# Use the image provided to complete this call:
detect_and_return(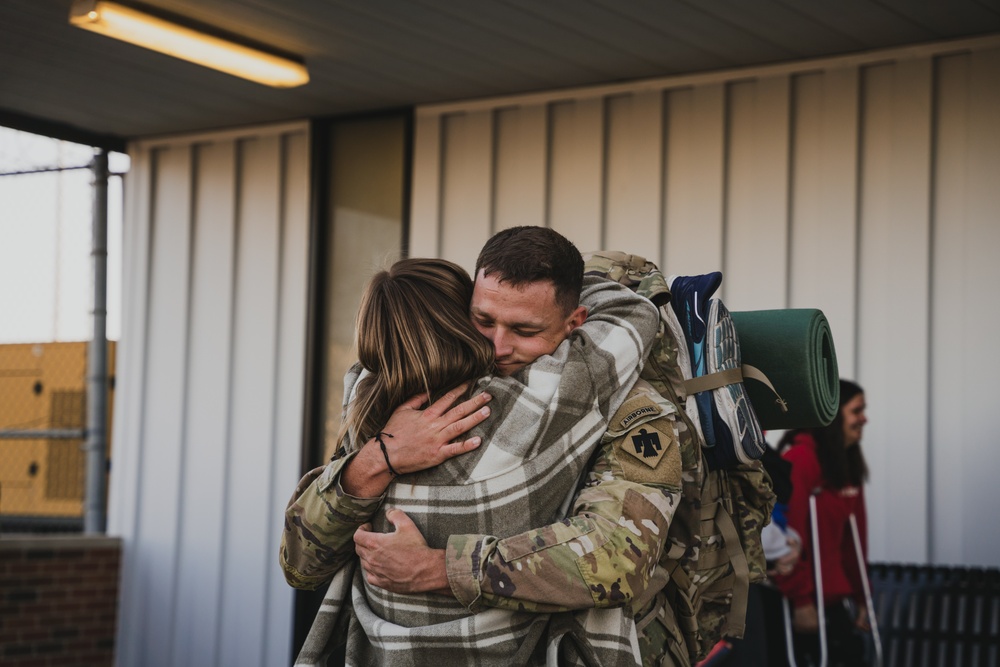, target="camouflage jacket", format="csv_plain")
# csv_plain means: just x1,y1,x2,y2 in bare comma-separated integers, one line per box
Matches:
446,379,683,615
